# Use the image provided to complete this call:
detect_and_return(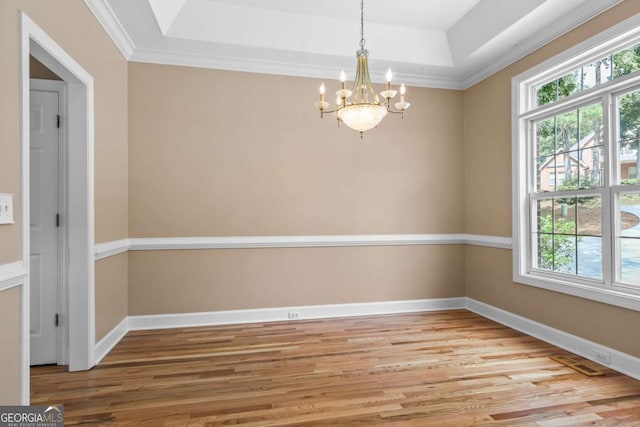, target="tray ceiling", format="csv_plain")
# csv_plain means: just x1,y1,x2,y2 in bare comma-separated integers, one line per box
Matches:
85,0,623,89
